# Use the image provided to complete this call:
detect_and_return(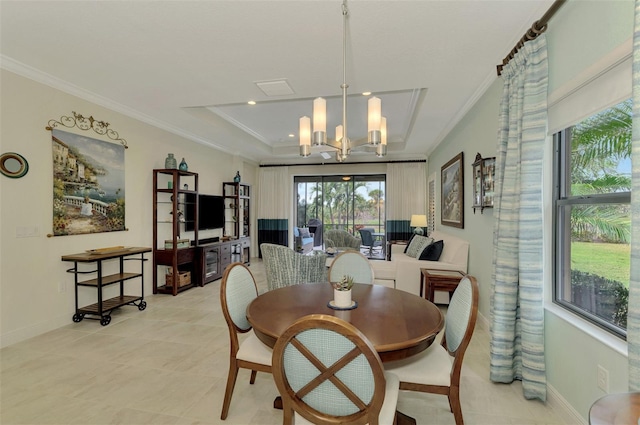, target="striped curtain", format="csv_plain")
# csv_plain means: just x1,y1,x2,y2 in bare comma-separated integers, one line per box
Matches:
628,0,640,391
490,35,548,401
386,162,426,220
256,167,290,257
